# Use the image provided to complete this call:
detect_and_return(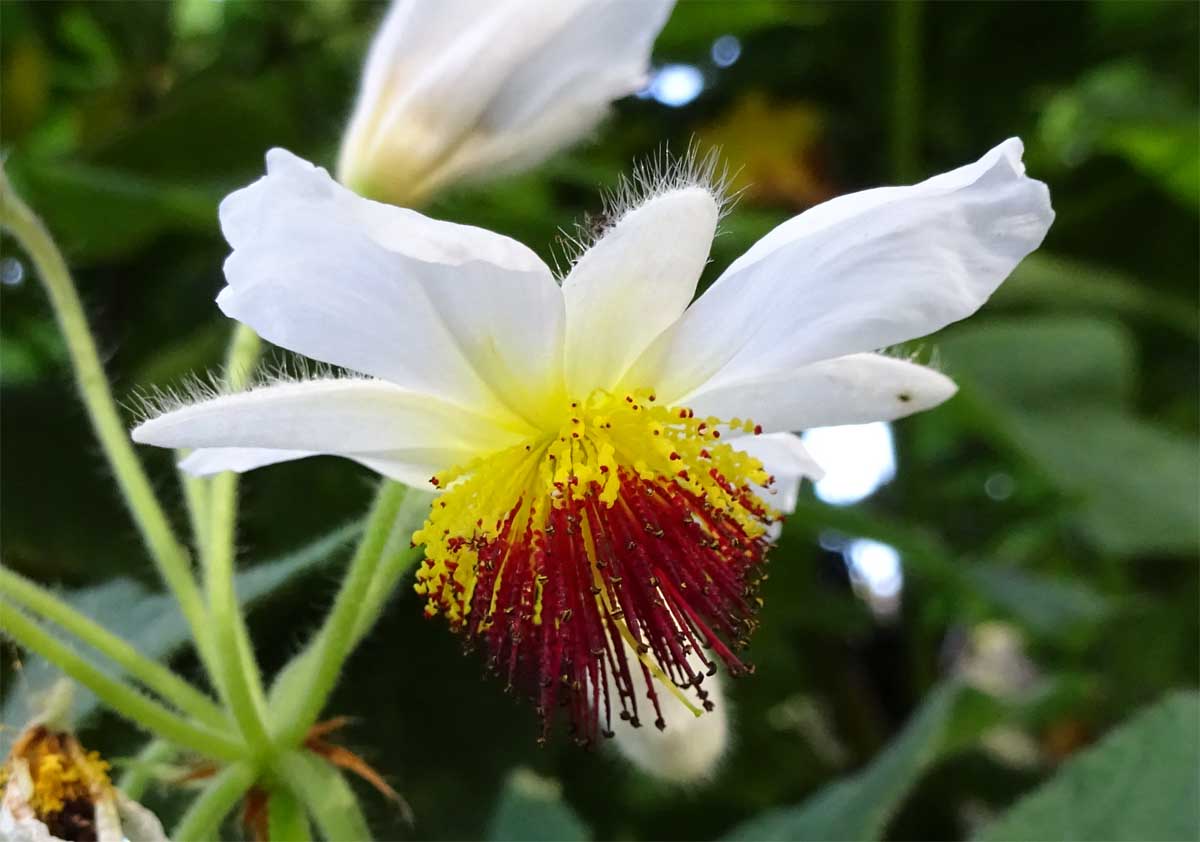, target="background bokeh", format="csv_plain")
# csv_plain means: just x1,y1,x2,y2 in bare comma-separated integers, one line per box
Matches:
2,1,1197,840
